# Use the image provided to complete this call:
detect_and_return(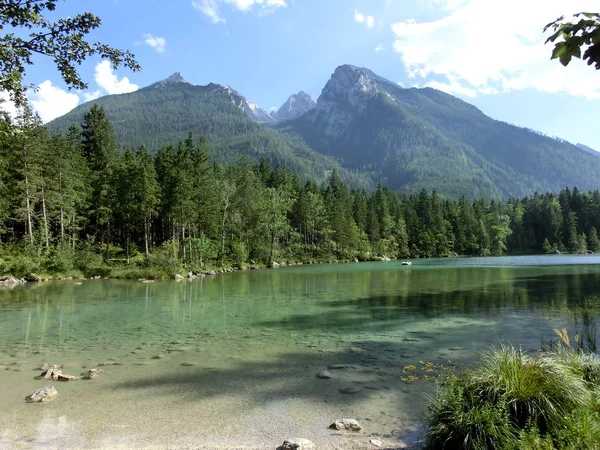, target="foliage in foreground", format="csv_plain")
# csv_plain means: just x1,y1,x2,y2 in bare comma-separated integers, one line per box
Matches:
426,346,600,450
